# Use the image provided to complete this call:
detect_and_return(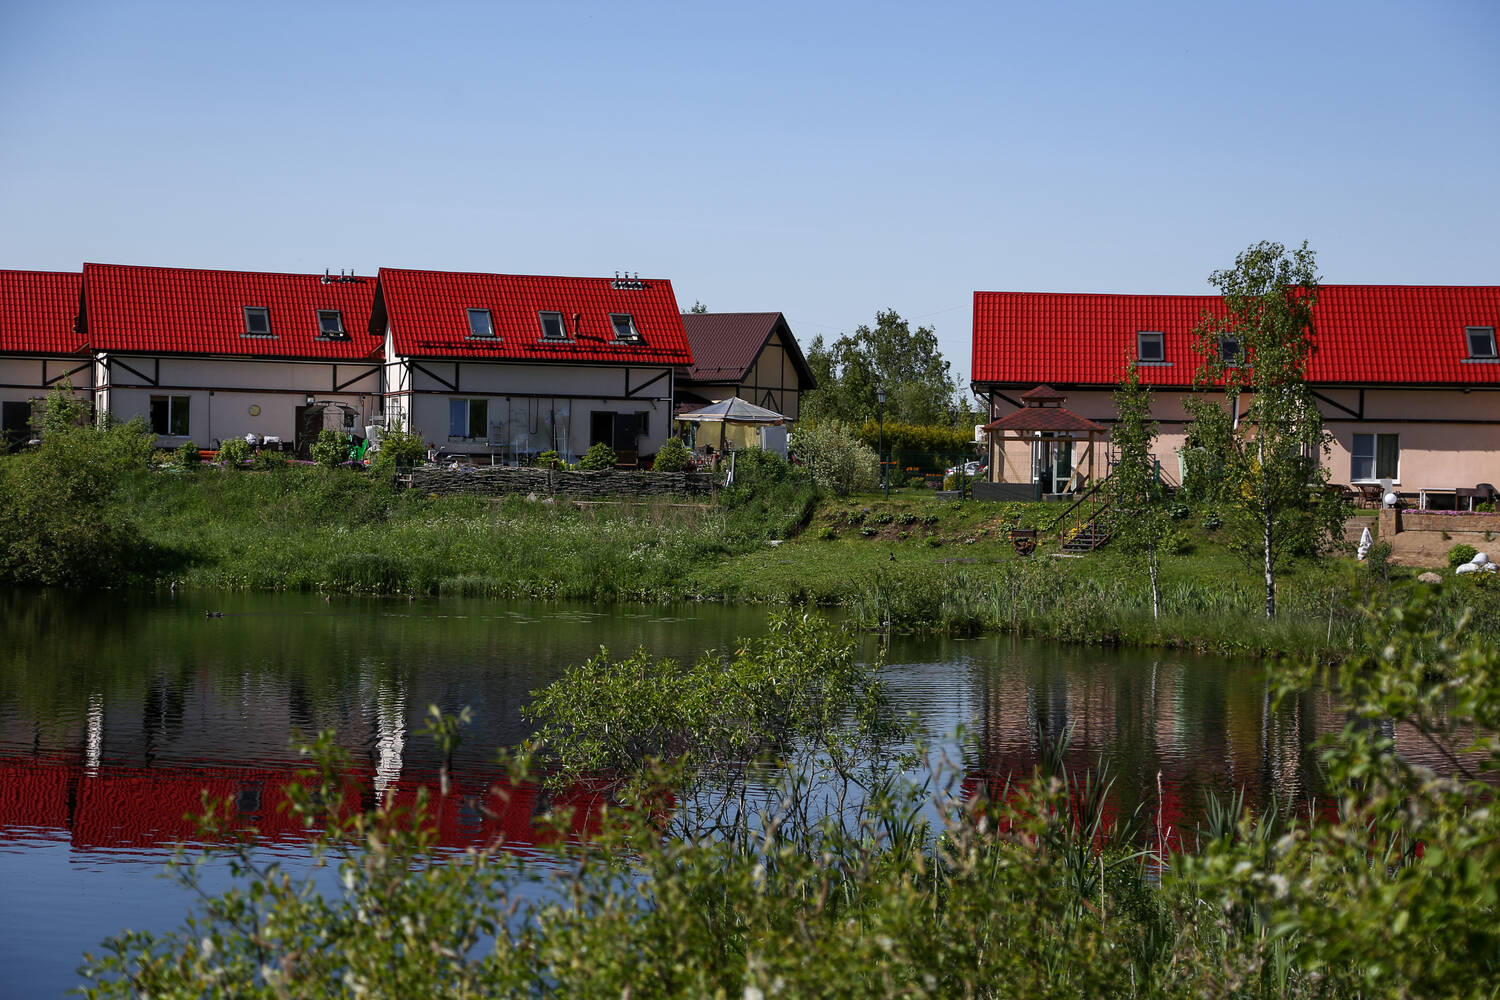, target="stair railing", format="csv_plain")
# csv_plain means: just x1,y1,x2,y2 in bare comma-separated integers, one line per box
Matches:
1046,473,1113,539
